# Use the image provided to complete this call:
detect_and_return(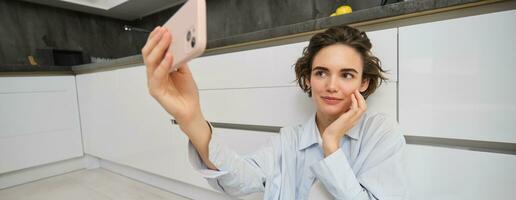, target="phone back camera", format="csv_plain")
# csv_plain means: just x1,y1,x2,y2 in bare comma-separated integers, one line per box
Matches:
191,37,196,48
186,31,191,41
